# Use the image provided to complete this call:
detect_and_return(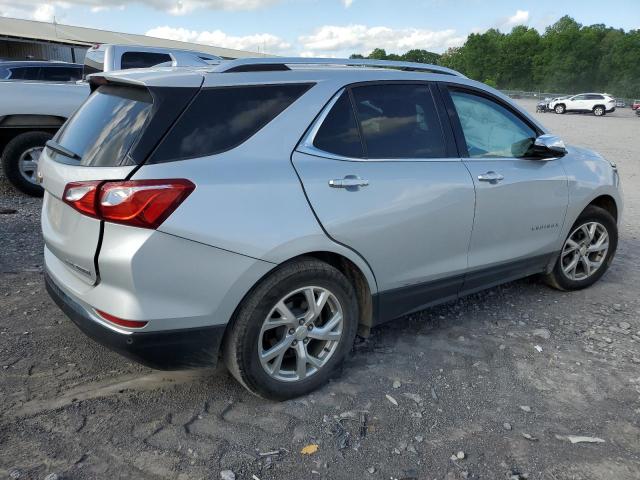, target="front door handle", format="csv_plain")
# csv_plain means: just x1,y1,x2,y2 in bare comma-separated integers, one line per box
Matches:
477,171,504,183
328,175,369,189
